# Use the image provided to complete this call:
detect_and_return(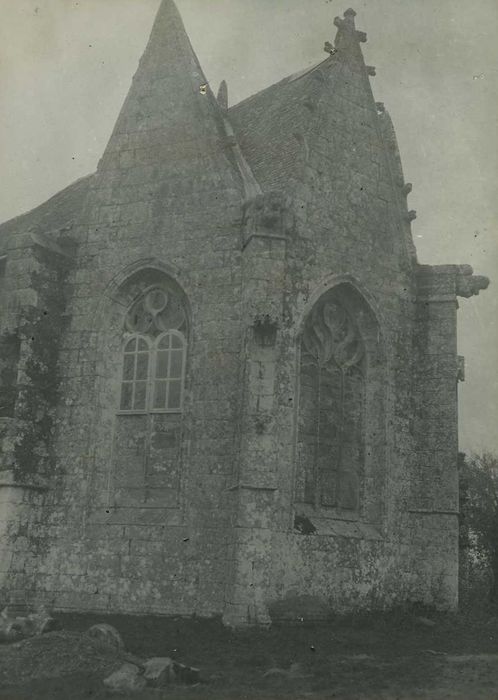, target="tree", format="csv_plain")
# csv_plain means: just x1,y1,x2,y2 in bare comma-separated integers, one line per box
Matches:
459,452,498,602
